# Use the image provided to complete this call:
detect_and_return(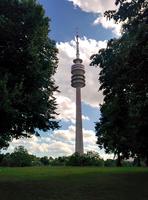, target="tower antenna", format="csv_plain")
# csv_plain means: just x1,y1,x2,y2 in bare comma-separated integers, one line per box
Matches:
76,28,80,59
